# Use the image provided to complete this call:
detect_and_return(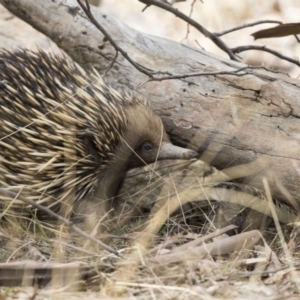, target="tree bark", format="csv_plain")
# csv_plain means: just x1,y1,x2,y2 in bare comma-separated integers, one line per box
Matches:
1,0,300,204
